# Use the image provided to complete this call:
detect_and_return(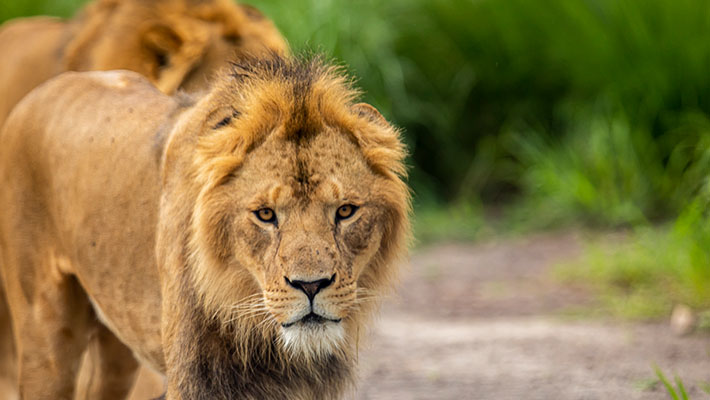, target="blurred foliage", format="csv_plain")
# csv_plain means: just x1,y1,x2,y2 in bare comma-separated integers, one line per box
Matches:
506,111,710,228
260,0,710,218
